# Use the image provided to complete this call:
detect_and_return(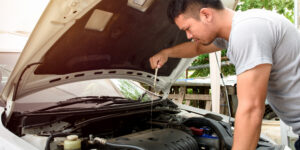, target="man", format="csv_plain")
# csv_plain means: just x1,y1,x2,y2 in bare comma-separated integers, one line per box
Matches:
149,0,300,149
